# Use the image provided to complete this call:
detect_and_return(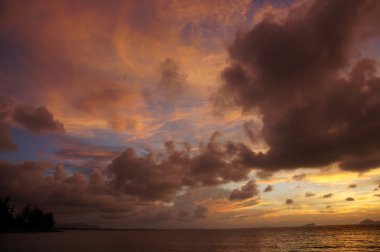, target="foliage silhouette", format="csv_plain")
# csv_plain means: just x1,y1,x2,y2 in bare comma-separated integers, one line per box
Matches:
0,196,55,232
0,196,14,231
